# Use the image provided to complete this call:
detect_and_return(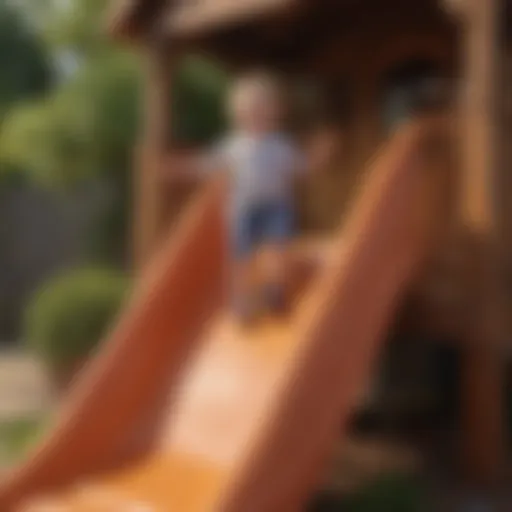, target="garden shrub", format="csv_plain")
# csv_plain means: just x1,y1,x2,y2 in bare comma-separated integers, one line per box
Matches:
0,417,46,464
308,474,429,512
25,267,130,369
345,473,428,512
